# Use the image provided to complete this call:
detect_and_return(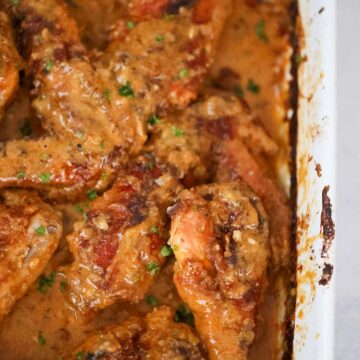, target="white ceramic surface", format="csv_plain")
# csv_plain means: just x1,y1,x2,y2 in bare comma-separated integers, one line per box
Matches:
294,0,336,359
